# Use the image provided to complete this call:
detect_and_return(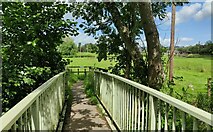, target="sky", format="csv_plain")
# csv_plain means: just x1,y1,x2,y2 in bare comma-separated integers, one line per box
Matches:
63,0,212,47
